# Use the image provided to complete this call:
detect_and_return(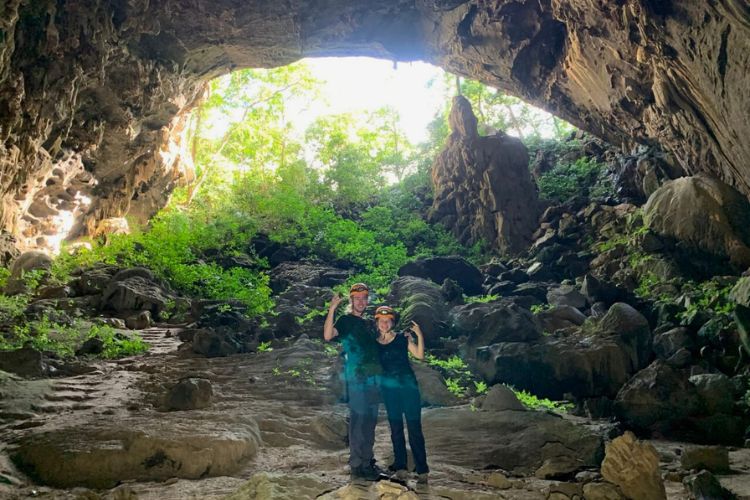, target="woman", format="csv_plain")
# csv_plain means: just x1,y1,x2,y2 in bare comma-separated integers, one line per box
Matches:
374,305,429,484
